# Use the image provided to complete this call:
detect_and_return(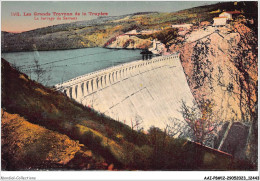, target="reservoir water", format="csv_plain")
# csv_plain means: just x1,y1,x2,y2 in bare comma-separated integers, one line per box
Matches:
2,48,142,86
